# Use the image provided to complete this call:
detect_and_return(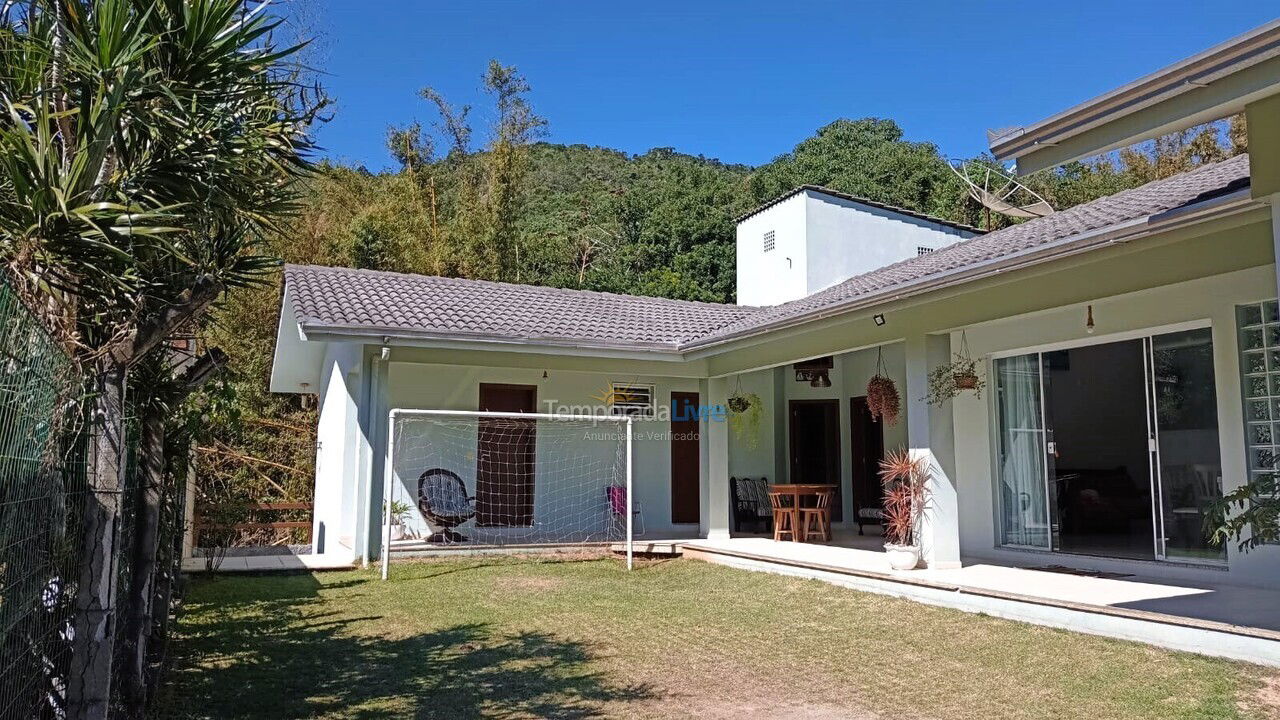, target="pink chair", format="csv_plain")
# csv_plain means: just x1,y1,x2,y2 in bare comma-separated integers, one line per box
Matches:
605,485,645,538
